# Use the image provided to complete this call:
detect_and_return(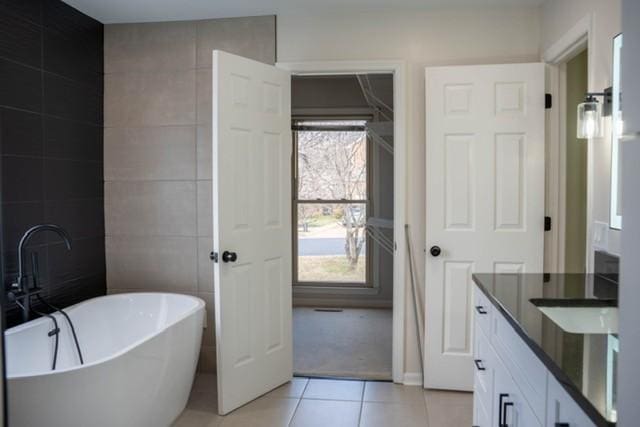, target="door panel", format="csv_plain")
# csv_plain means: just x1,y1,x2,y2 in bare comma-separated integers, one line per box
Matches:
445,134,475,230
425,63,545,391
495,133,525,230
213,50,292,415
443,261,474,354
